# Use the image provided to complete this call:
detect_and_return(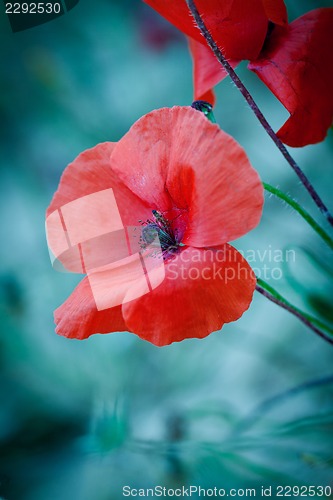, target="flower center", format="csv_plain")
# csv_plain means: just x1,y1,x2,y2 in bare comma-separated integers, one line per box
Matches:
140,210,181,259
